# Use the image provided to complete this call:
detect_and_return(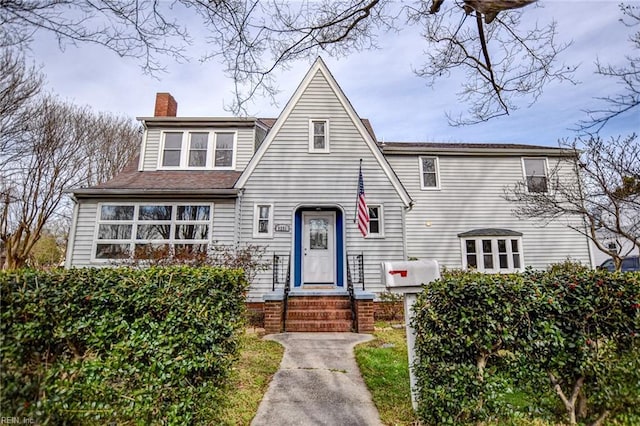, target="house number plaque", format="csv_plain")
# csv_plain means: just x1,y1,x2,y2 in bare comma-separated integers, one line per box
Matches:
274,224,290,233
